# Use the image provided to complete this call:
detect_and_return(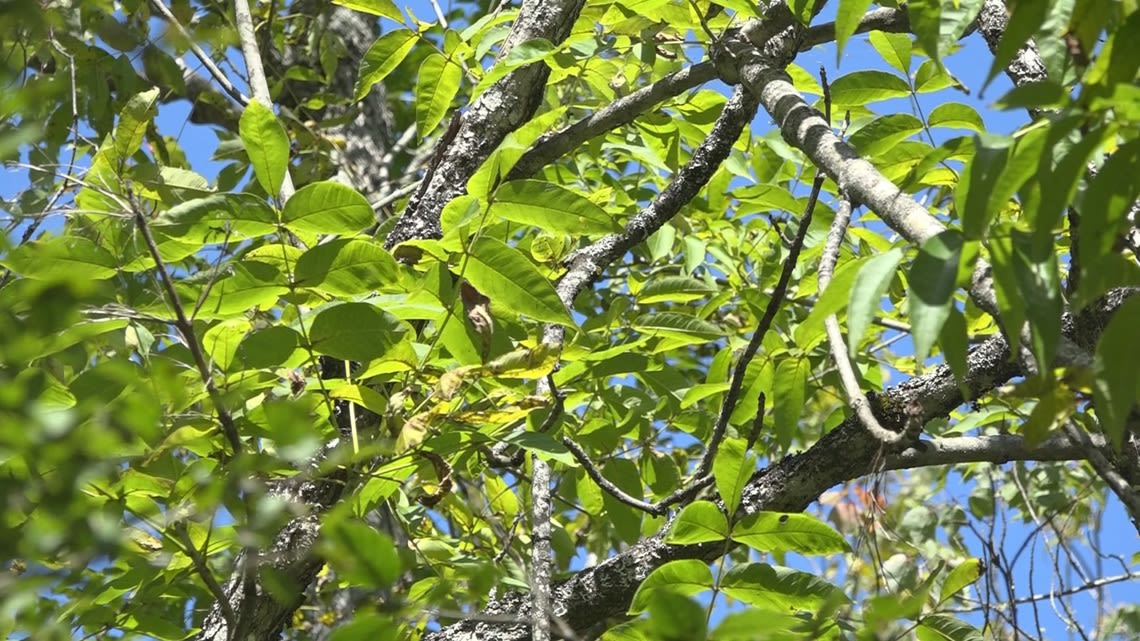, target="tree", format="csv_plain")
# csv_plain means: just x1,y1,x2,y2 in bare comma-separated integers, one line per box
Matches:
2,0,1139,639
